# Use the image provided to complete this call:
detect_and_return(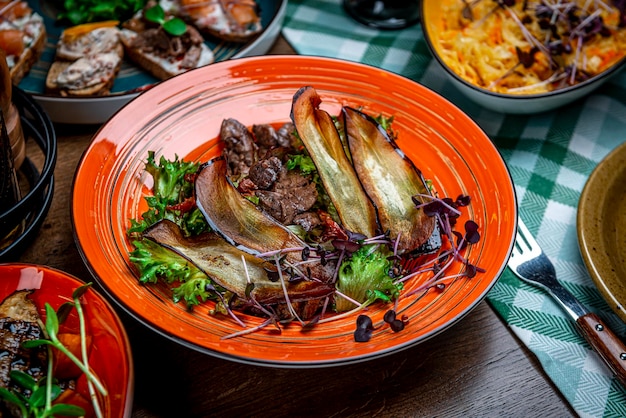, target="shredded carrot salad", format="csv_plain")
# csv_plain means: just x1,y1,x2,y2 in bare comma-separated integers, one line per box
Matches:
437,0,626,94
